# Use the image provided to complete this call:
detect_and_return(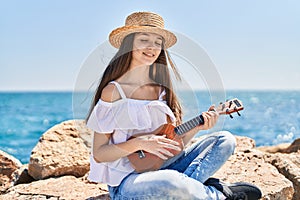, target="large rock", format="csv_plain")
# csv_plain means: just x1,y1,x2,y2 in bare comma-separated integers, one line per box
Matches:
258,137,300,200
0,150,22,192
264,153,300,200
3,120,299,199
214,136,295,200
1,175,110,200
258,138,300,154
28,120,93,180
